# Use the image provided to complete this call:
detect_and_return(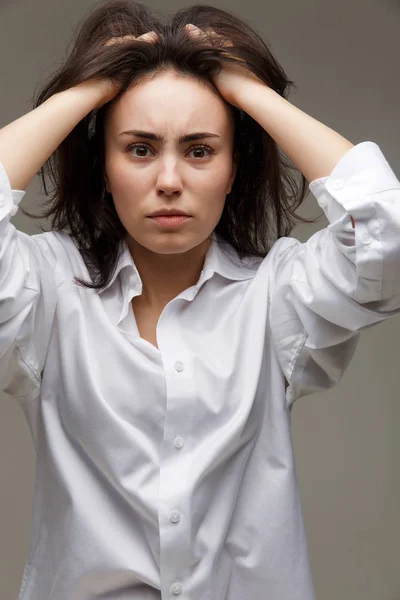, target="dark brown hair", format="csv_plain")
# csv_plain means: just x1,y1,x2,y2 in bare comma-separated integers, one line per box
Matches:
24,0,319,290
